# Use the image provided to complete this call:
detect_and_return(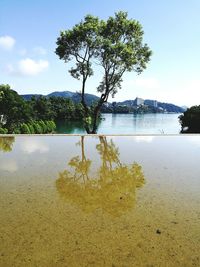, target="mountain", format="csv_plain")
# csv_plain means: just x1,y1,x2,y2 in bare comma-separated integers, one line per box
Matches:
181,106,188,111
156,102,184,113
21,91,99,106
21,90,184,113
21,94,42,100
144,99,184,113
118,98,184,113
47,91,74,98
